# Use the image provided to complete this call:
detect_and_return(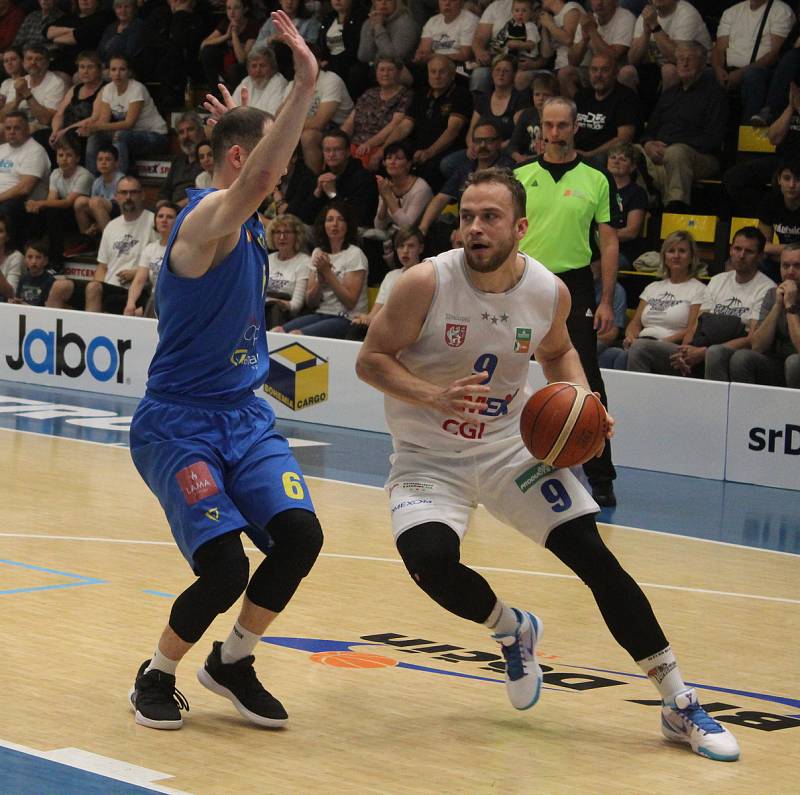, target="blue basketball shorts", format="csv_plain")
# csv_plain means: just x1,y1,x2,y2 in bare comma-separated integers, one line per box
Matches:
130,395,315,570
